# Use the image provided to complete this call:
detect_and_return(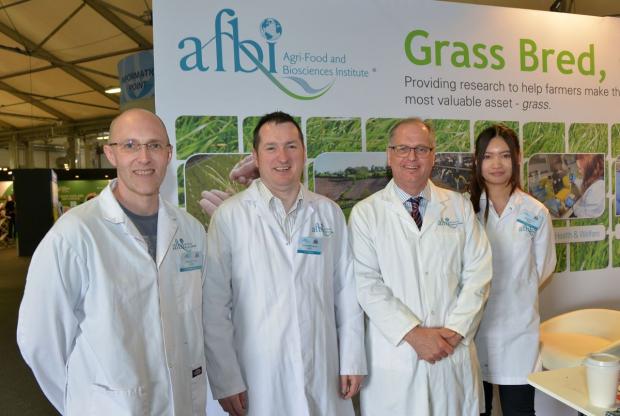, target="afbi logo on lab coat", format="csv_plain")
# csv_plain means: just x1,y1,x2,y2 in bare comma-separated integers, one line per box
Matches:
516,211,541,236
173,238,197,251
437,217,463,229
311,222,334,237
